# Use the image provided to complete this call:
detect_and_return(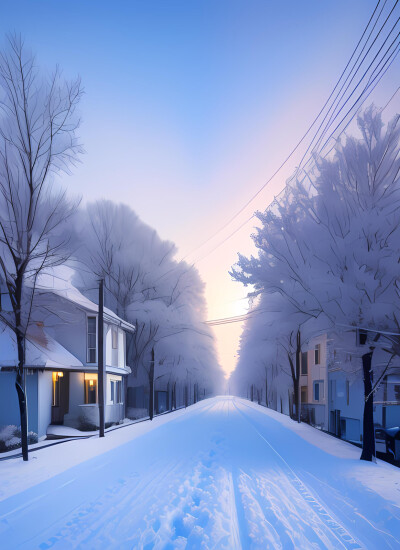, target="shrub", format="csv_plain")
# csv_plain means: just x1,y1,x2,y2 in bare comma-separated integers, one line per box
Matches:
0,425,38,452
